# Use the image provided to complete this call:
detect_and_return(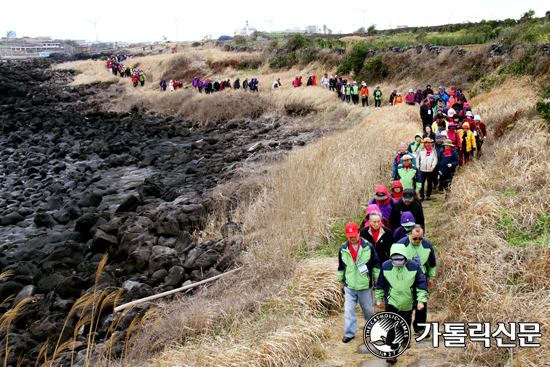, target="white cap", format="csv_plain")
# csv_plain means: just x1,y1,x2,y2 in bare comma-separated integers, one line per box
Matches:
466,111,473,117
474,114,481,121
447,108,456,116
